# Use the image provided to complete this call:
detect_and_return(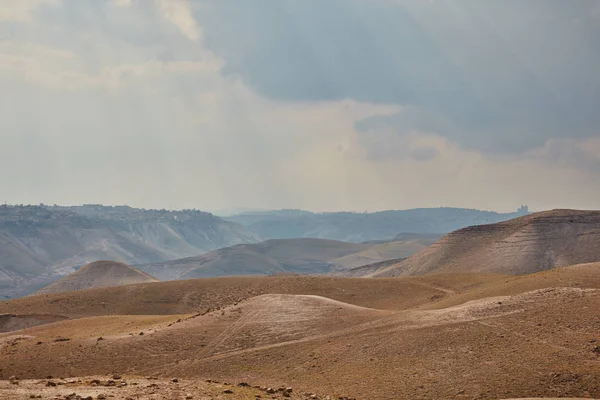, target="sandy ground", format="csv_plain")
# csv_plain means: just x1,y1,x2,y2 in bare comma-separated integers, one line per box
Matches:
2,268,600,400
0,376,324,400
